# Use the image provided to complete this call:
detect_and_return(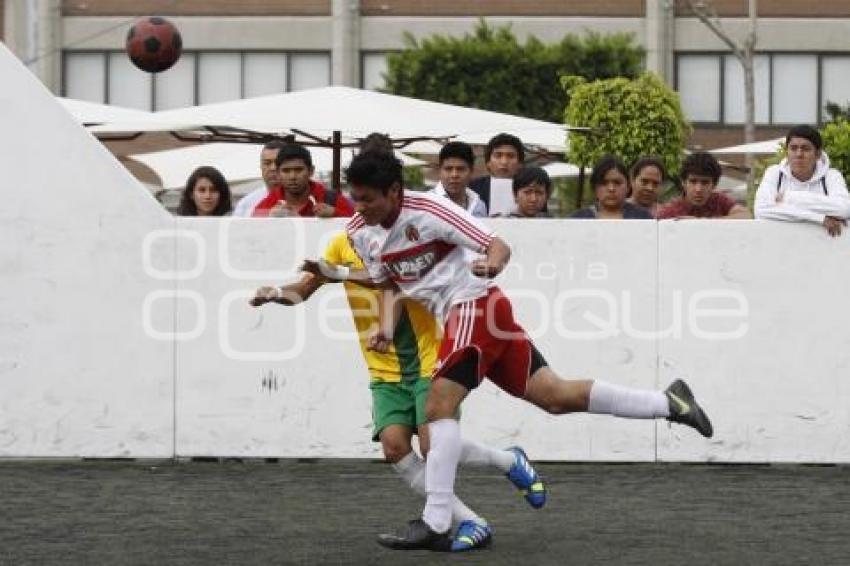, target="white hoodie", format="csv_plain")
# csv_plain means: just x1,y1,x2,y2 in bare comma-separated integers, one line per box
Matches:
754,151,850,224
